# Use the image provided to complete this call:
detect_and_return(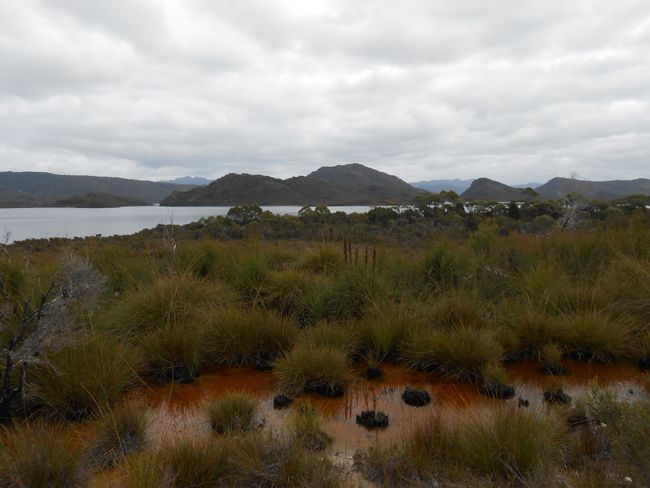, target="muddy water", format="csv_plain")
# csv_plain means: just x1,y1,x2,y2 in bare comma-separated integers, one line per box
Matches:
143,361,648,454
